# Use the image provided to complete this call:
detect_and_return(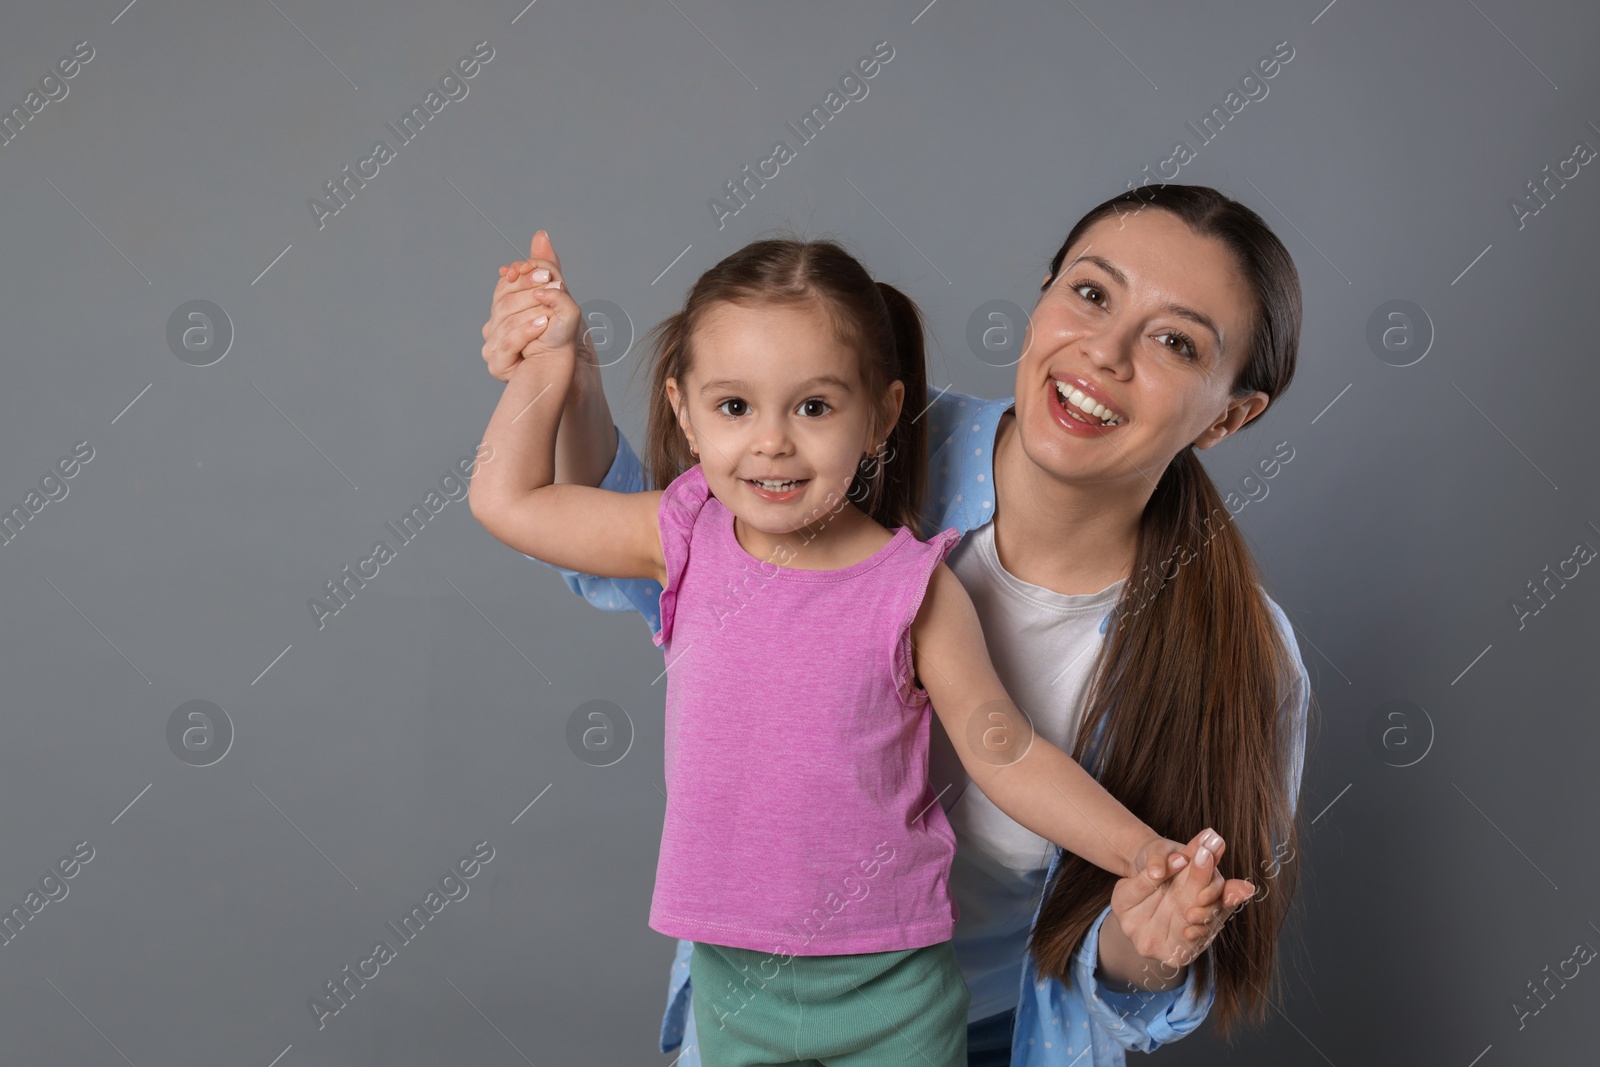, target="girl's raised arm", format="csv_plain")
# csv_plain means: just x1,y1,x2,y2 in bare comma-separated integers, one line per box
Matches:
469,281,666,585
911,562,1187,885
